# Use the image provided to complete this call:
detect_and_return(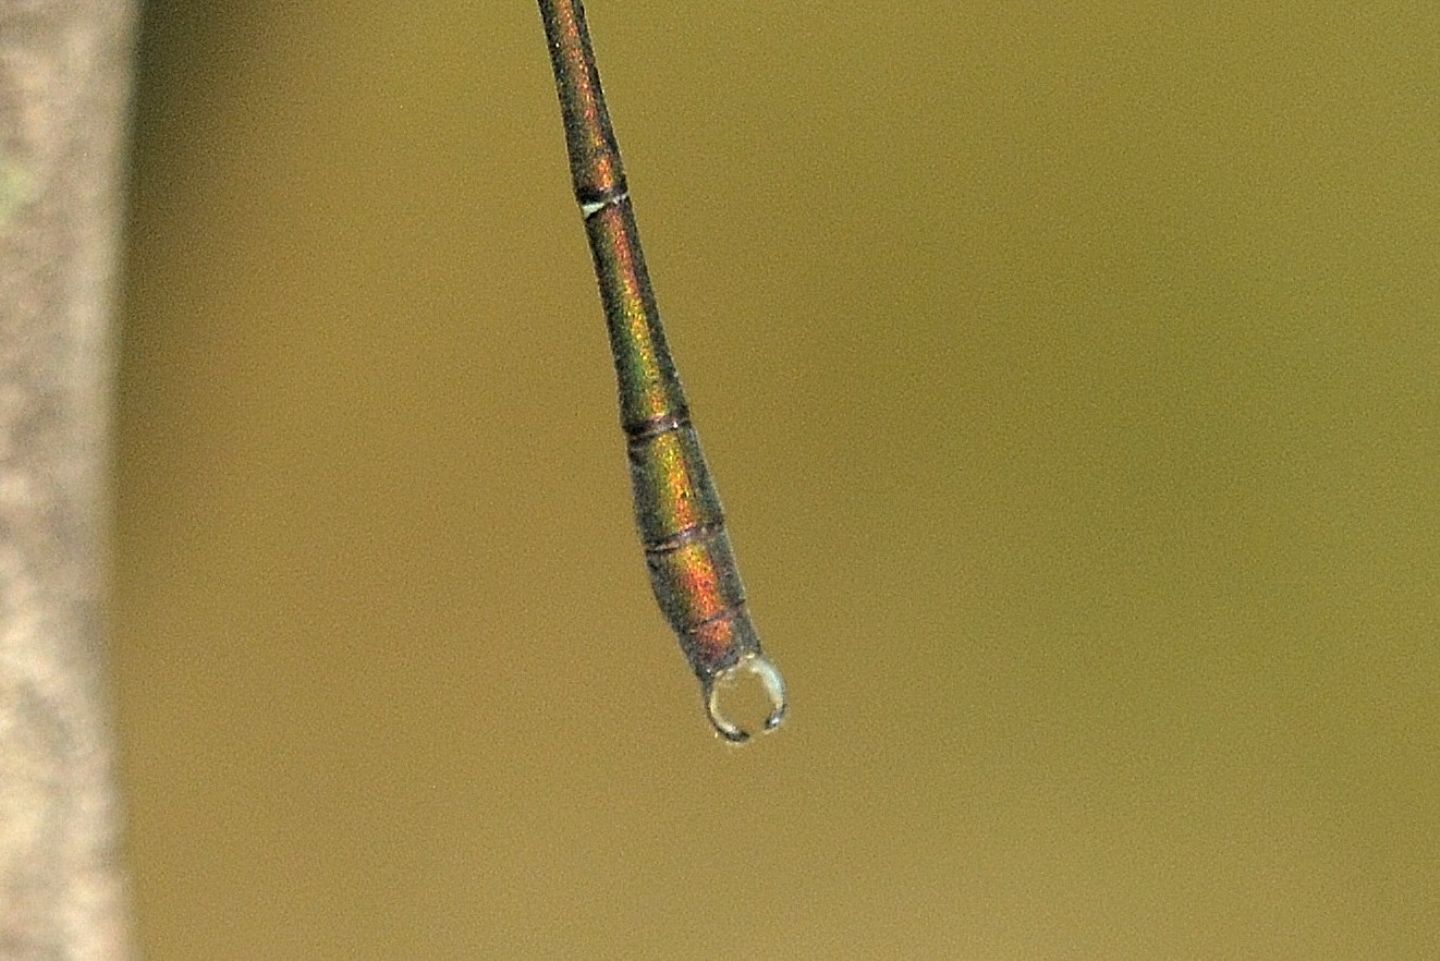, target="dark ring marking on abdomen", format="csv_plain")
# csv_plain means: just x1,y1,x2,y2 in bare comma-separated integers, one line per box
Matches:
576,181,630,217
624,409,691,444
679,601,748,637
643,520,725,555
